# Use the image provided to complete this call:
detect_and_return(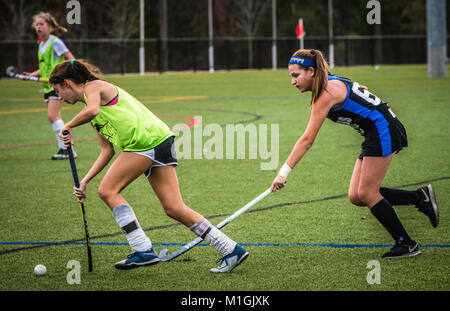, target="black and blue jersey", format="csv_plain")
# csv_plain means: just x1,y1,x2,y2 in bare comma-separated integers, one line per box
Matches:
326,75,407,157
